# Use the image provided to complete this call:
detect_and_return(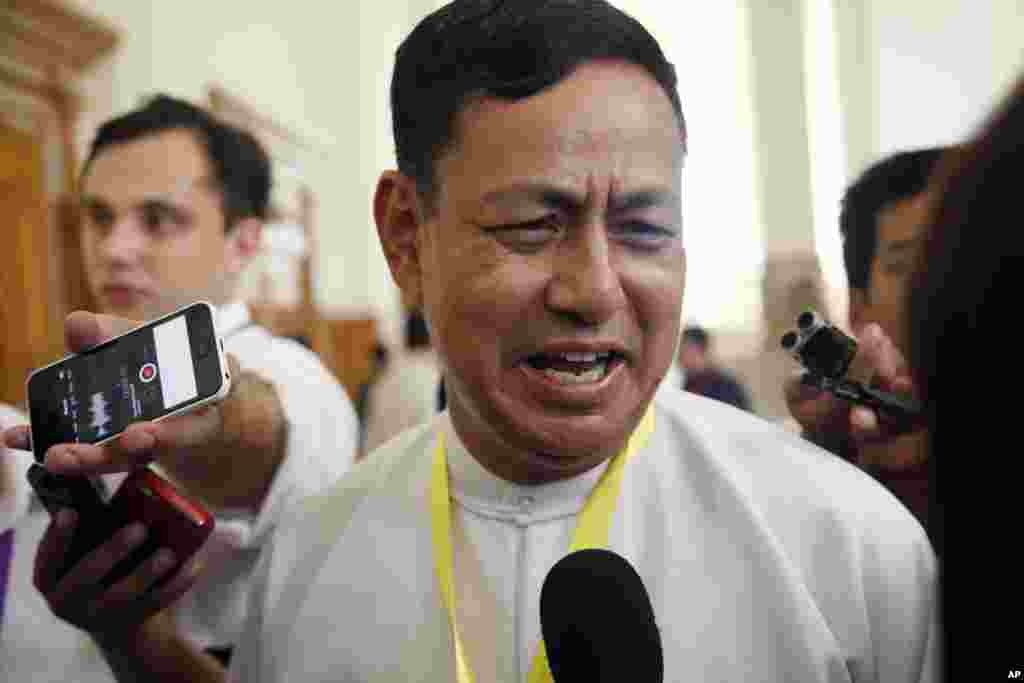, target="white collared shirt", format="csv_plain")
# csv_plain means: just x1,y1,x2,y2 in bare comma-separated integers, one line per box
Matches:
230,387,938,683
